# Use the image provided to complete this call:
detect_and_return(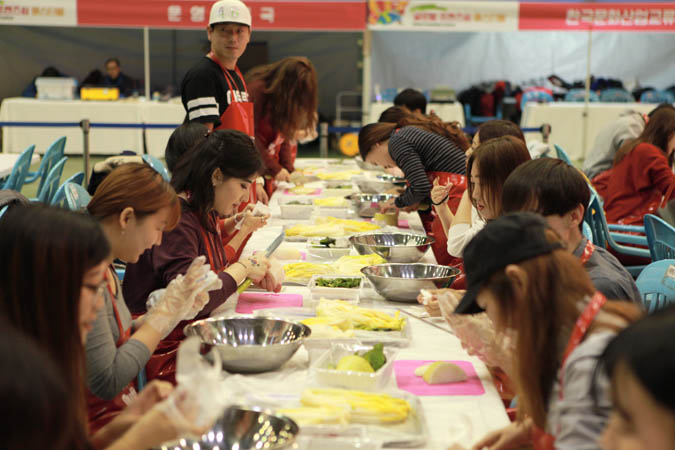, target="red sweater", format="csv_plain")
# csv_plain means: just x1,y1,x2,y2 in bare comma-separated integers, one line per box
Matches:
603,143,675,225
248,79,296,176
